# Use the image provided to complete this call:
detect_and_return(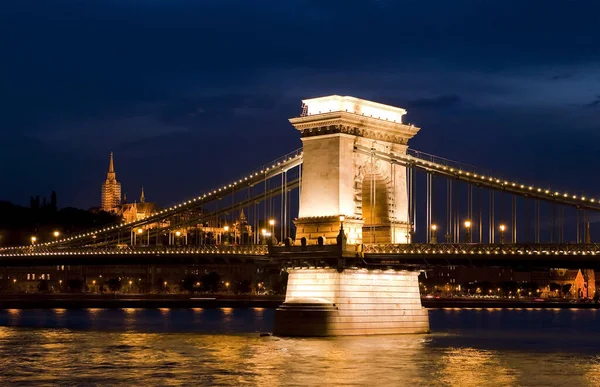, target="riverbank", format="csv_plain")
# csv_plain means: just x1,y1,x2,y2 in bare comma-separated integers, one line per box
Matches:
0,294,598,309
421,298,600,309
0,294,285,309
